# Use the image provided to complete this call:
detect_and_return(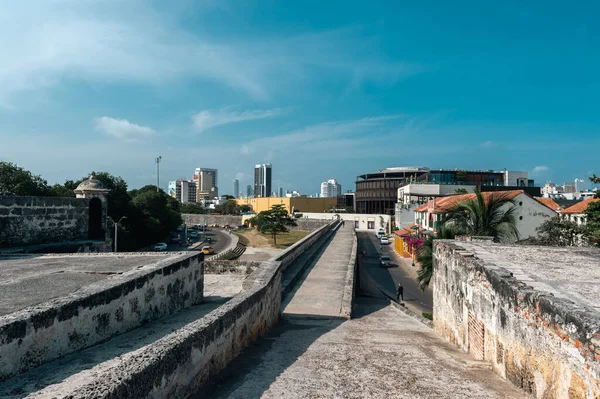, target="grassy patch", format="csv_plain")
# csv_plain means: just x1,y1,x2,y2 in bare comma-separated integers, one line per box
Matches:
233,228,309,249
422,312,433,320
